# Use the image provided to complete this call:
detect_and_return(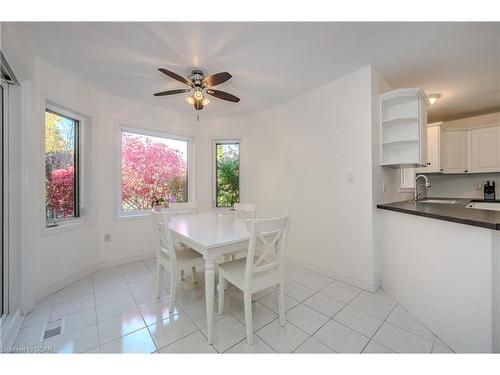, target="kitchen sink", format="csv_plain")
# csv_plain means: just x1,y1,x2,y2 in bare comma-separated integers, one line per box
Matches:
418,199,458,204
466,202,500,212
